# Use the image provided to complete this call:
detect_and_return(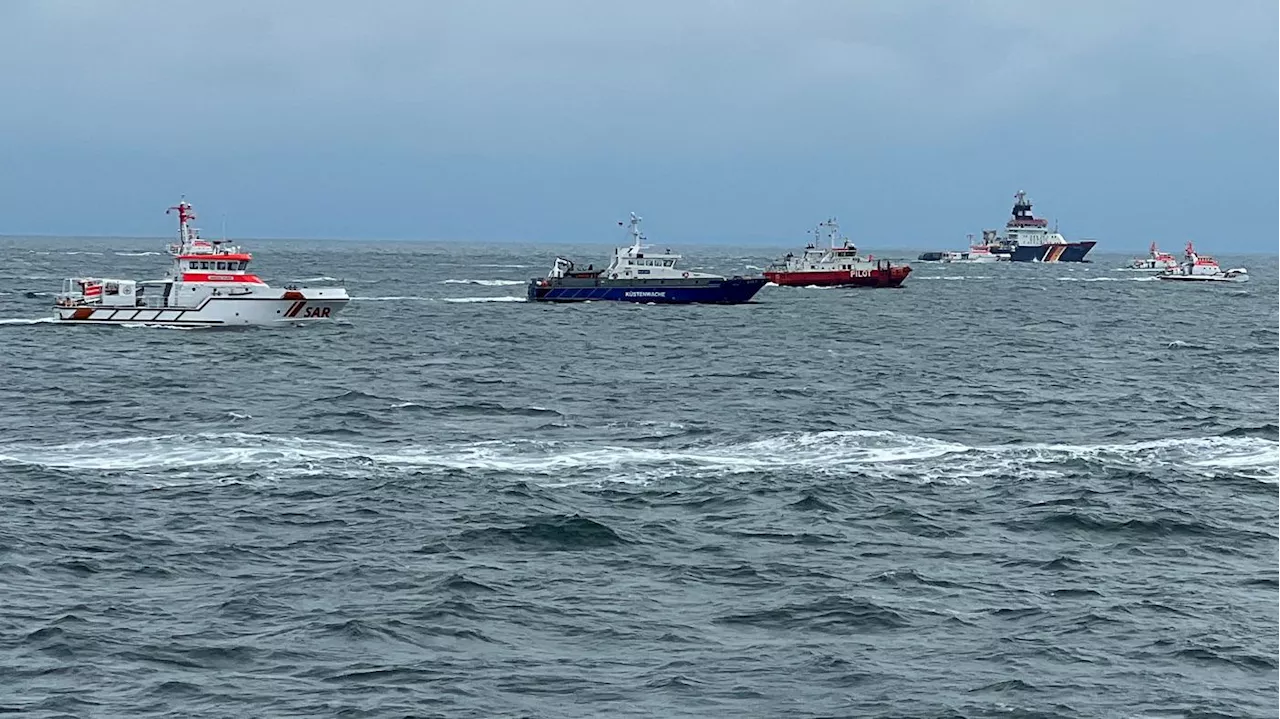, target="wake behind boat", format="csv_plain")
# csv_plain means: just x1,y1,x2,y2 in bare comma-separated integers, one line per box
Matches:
527,213,767,304
51,199,349,326
764,218,911,287
1156,242,1248,283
